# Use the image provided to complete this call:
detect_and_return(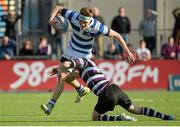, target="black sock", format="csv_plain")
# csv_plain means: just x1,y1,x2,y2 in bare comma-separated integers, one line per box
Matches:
99,114,122,121
76,84,85,96
48,98,56,107
141,107,171,120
